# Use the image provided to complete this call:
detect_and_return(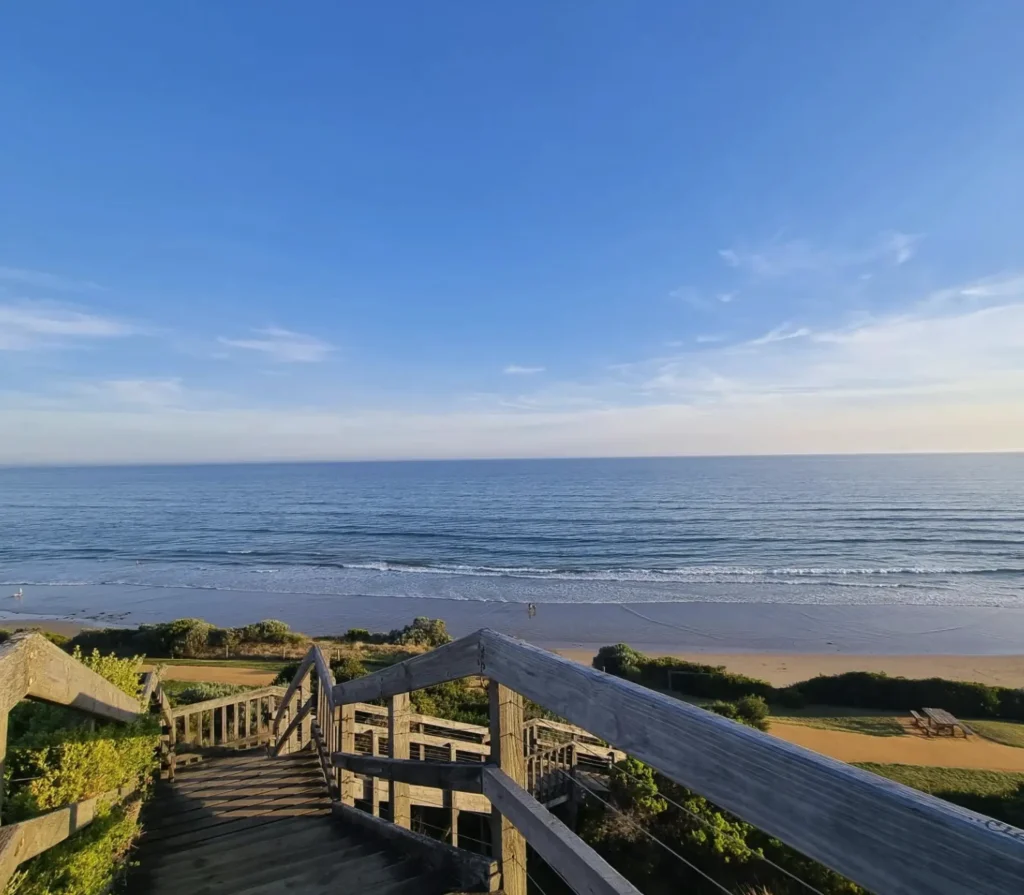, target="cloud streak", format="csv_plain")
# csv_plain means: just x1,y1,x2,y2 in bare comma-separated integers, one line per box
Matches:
218,327,334,363
718,231,922,278
0,301,136,350
0,265,102,292
504,364,545,375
